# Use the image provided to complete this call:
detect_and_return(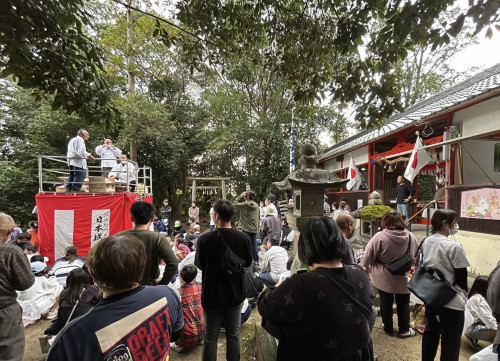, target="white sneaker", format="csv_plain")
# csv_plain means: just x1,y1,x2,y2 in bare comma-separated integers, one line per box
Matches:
46,310,58,320
170,342,184,352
